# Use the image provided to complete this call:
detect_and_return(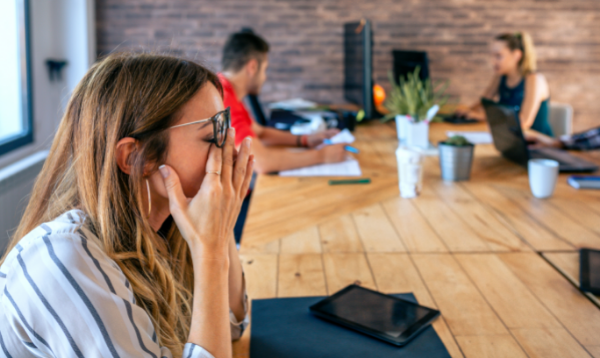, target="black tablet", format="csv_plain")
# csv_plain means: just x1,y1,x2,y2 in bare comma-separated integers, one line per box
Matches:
309,284,440,346
580,248,600,295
